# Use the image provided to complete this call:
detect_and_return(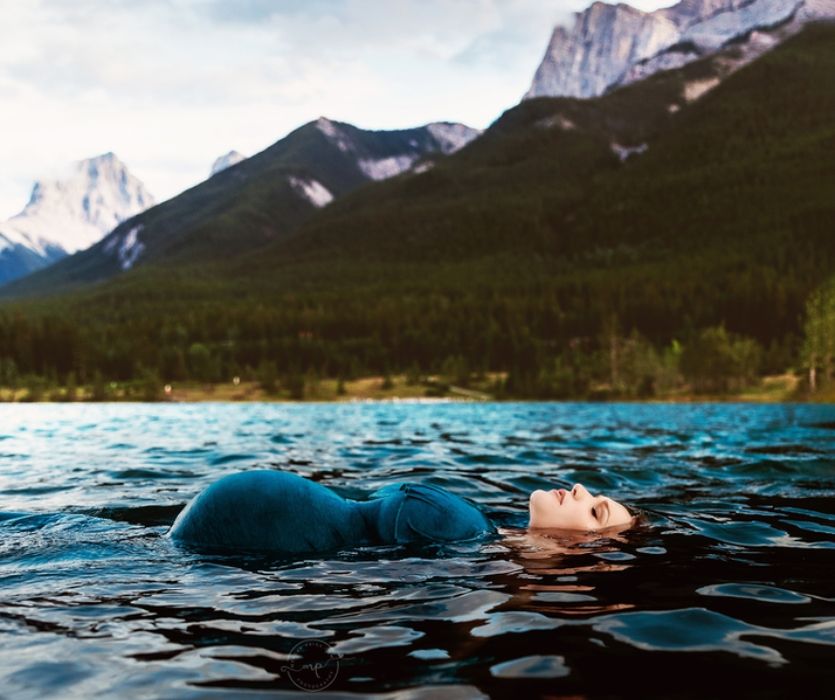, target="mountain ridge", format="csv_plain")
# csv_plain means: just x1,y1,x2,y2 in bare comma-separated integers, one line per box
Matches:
0,118,479,297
